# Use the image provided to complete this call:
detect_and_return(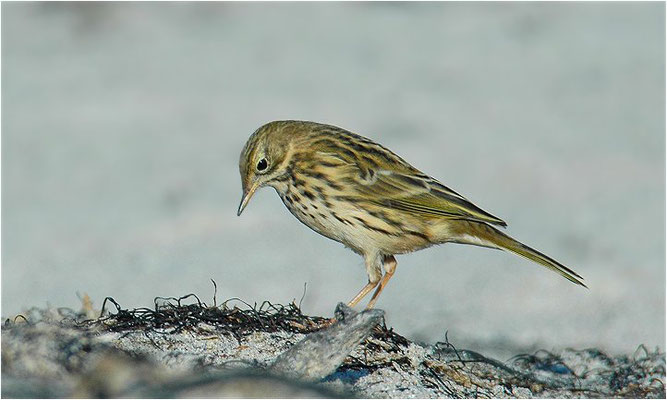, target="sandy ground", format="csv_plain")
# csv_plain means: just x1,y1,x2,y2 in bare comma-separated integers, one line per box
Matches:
2,2,664,360
3,304,665,398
